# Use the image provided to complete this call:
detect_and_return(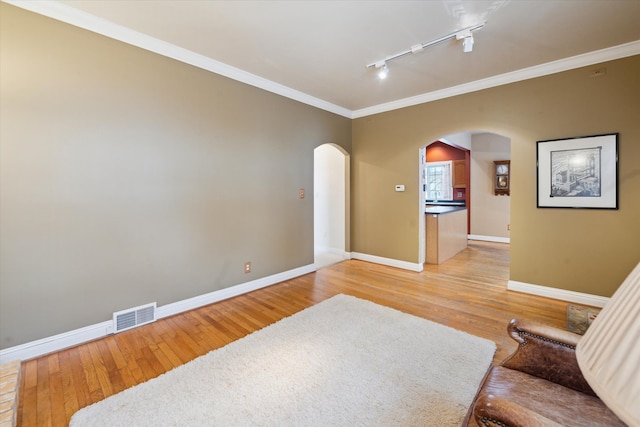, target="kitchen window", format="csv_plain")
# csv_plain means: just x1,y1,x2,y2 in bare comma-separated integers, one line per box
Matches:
425,161,453,201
